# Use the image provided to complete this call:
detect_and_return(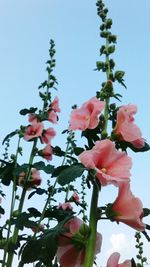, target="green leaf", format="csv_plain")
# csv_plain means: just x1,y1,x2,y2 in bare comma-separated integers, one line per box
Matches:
2,130,18,145
28,188,47,200
0,162,15,186
28,208,41,218
52,146,65,157
126,141,150,153
143,208,150,217
33,161,54,174
74,147,84,156
0,206,5,215
11,212,37,230
13,164,29,176
19,107,37,116
52,165,69,177
58,163,85,186
20,220,67,265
